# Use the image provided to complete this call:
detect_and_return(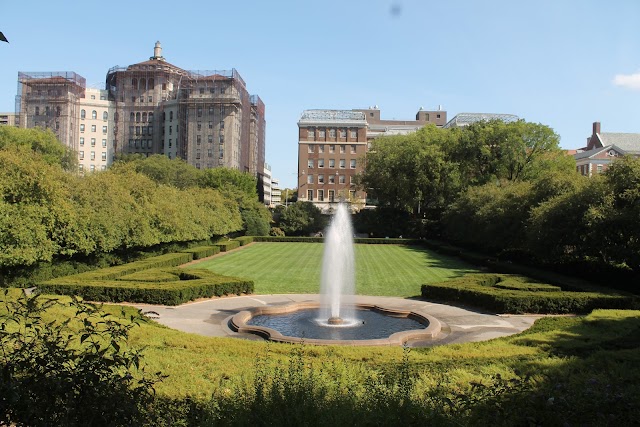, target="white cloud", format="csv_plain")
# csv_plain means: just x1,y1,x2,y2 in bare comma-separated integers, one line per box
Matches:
612,71,640,90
